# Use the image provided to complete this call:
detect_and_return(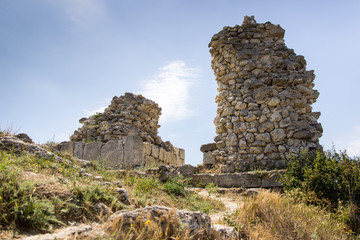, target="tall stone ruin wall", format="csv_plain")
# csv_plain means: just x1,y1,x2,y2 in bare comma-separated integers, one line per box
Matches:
203,16,322,172
60,92,185,168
